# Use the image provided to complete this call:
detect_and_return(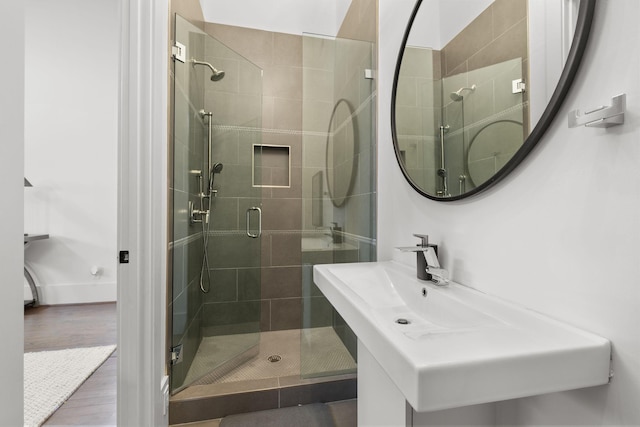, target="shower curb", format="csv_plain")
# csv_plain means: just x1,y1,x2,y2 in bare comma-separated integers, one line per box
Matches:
169,373,357,424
